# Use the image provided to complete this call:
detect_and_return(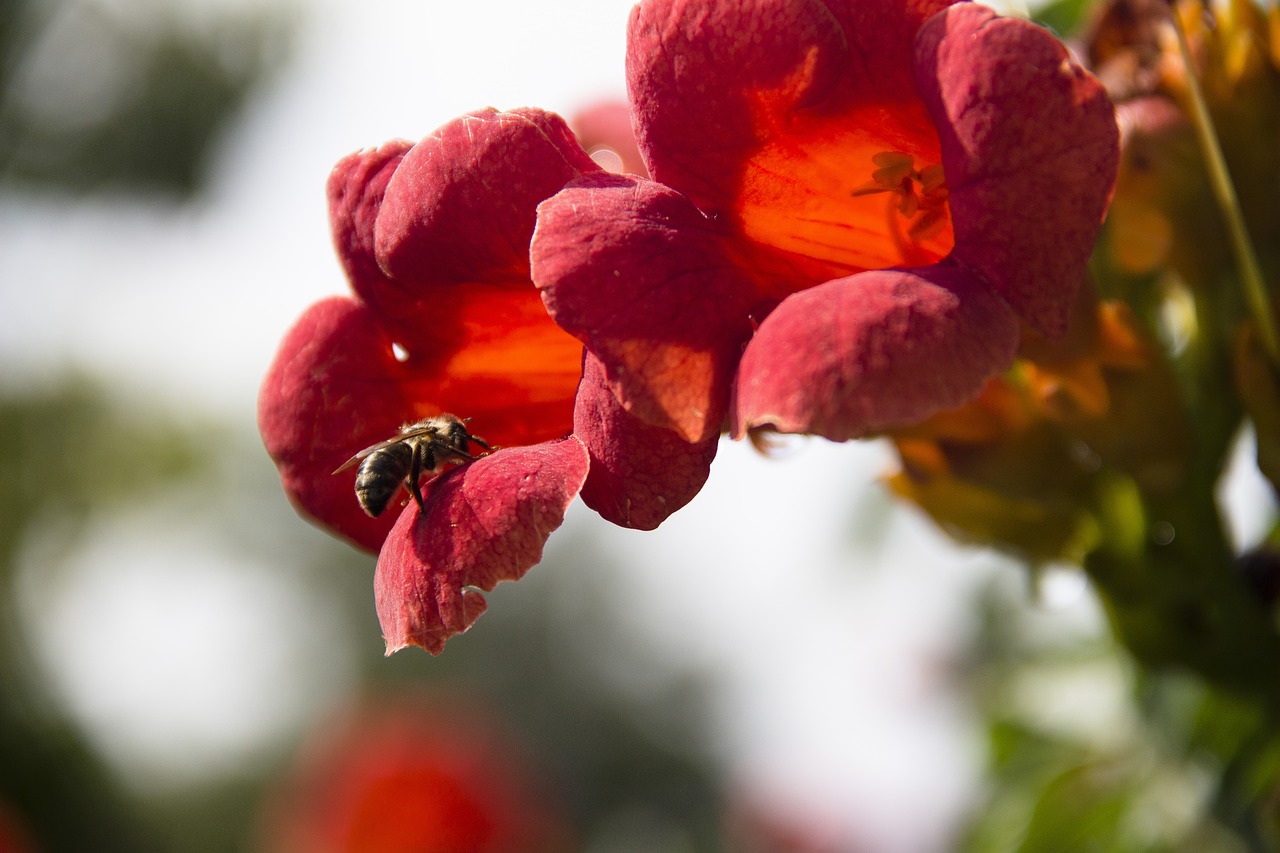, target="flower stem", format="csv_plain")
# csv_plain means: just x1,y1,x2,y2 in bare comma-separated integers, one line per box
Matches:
1169,0,1280,367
